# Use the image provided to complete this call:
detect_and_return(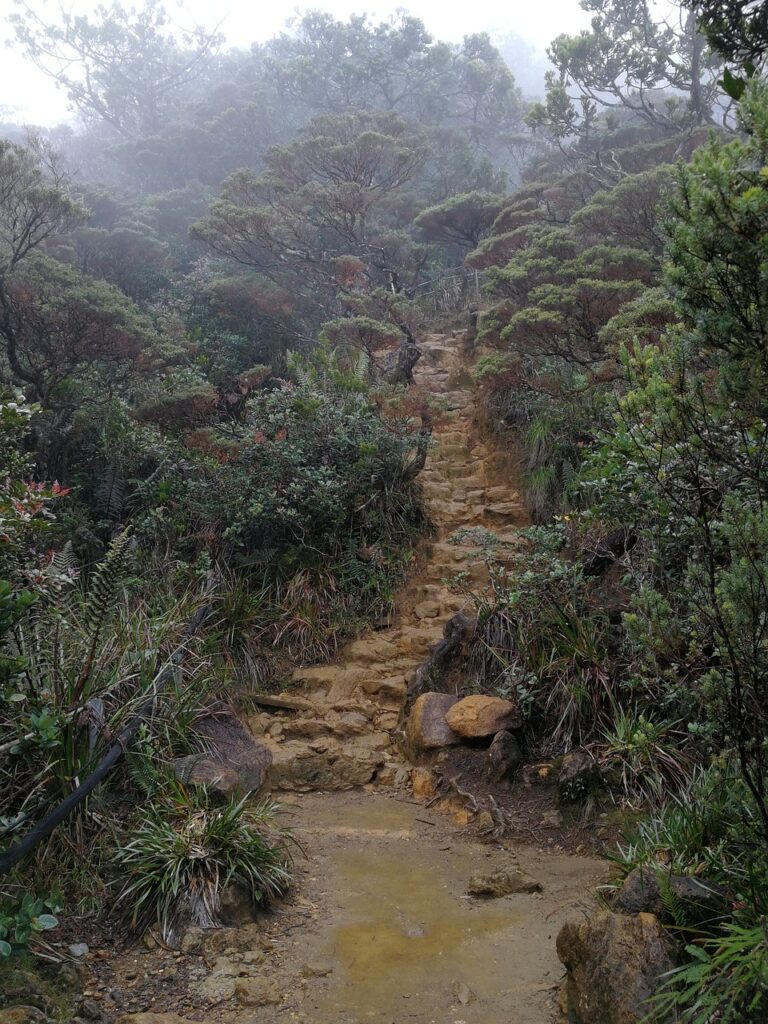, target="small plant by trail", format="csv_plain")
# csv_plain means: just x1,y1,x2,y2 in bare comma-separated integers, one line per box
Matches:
0,891,59,959
115,786,292,947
